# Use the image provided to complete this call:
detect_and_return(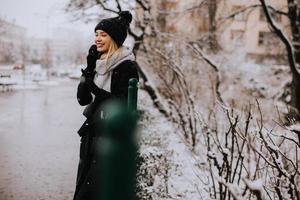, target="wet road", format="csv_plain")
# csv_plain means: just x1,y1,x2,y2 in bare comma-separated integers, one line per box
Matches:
0,80,84,200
